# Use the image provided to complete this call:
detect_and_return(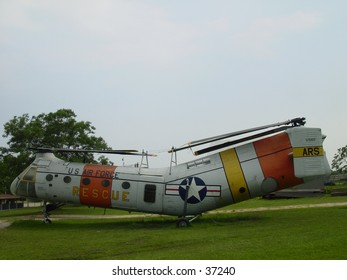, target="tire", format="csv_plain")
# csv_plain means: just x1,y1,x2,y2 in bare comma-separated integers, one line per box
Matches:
176,218,190,228
43,218,52,224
